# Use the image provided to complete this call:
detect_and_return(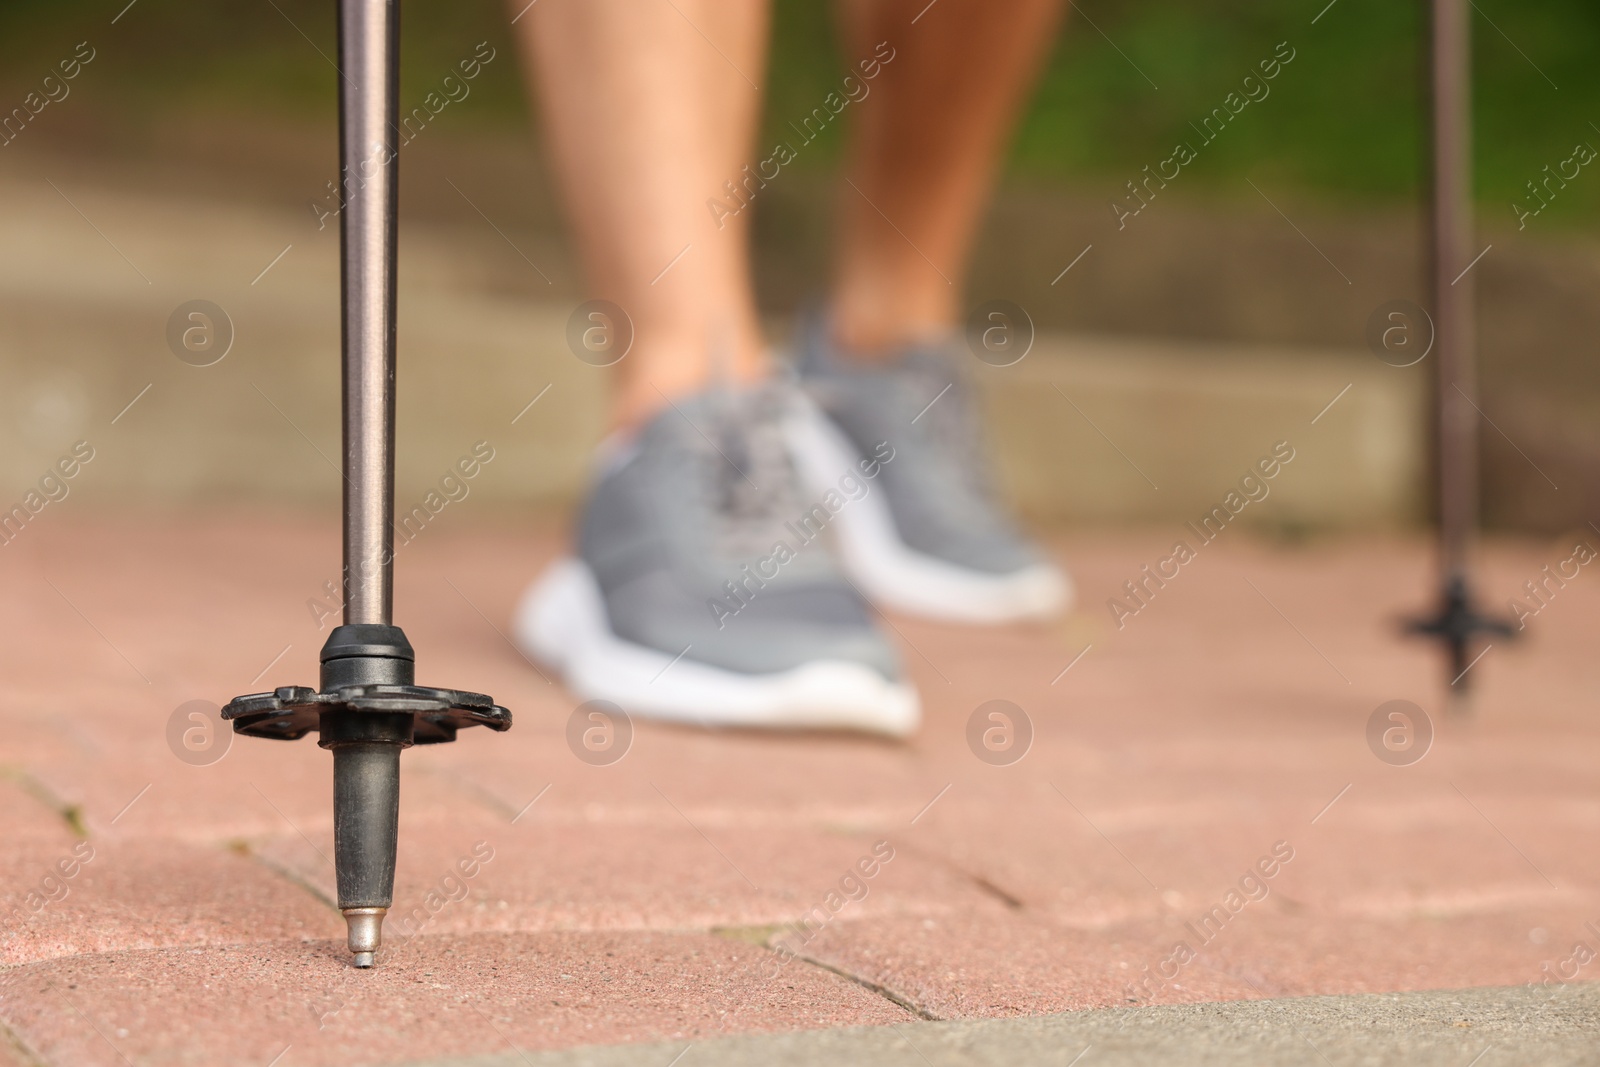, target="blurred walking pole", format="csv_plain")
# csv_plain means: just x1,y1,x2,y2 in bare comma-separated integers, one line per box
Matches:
1404,0,1515,712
